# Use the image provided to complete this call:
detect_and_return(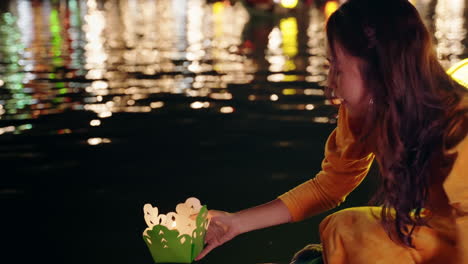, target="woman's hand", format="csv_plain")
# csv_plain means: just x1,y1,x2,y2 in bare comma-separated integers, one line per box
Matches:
194,199,292,261
195,210,241,260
